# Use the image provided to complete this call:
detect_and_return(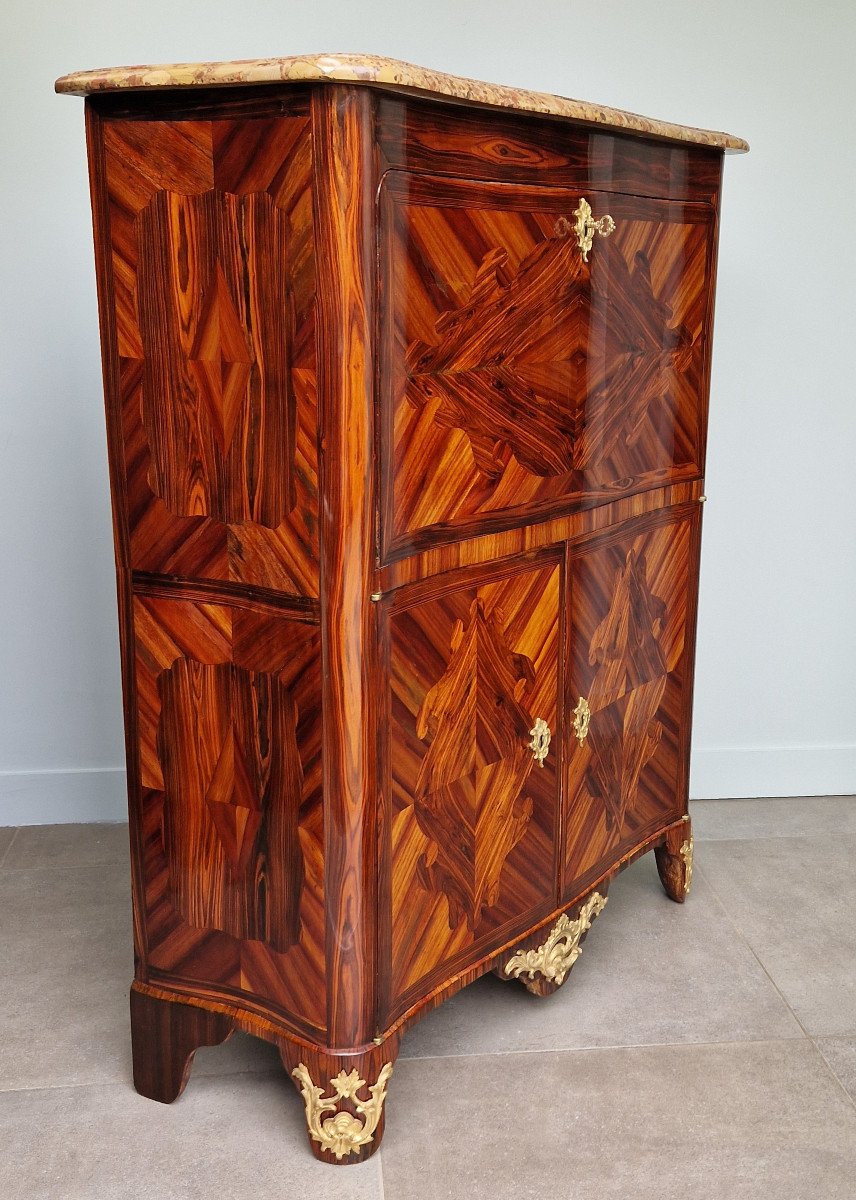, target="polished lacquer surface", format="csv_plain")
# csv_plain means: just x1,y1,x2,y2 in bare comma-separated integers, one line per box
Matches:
384,558,561,1021
380,174,712,558
562,506,700,897
66,74,739,1163
101,106,319,594
132,584,325,1034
